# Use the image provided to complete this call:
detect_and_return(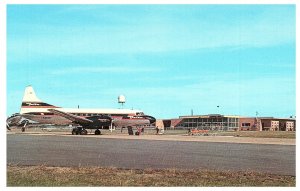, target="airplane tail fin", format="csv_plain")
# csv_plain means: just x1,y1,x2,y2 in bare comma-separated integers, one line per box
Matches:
22,86,42,103
20,86,59,114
